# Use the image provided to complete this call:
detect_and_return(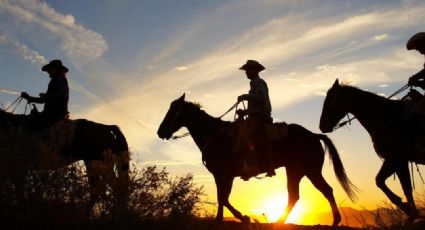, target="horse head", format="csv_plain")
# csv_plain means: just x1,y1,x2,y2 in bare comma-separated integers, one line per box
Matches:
0,109,8,127
157,93,187,140
320,79,349,133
